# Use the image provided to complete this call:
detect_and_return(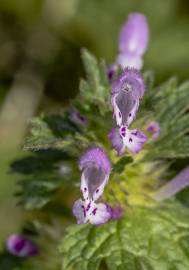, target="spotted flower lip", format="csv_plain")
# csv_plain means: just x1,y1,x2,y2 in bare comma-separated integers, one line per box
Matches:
73,199,111,225
111,68,144,127
73,147,112,225
146,121,160,140
109,127,125,156
119,13,149,57
109,126,147,155
122,128,147,154
6,234,38,257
